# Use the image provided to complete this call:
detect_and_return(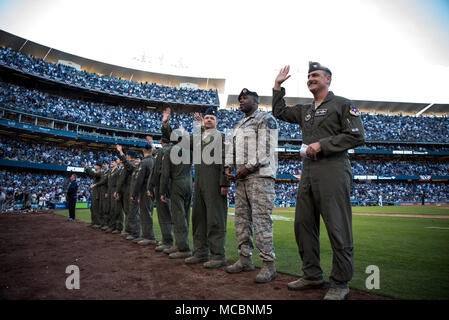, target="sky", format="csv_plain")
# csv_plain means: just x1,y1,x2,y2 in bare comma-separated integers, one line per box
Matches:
0,0,448,106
